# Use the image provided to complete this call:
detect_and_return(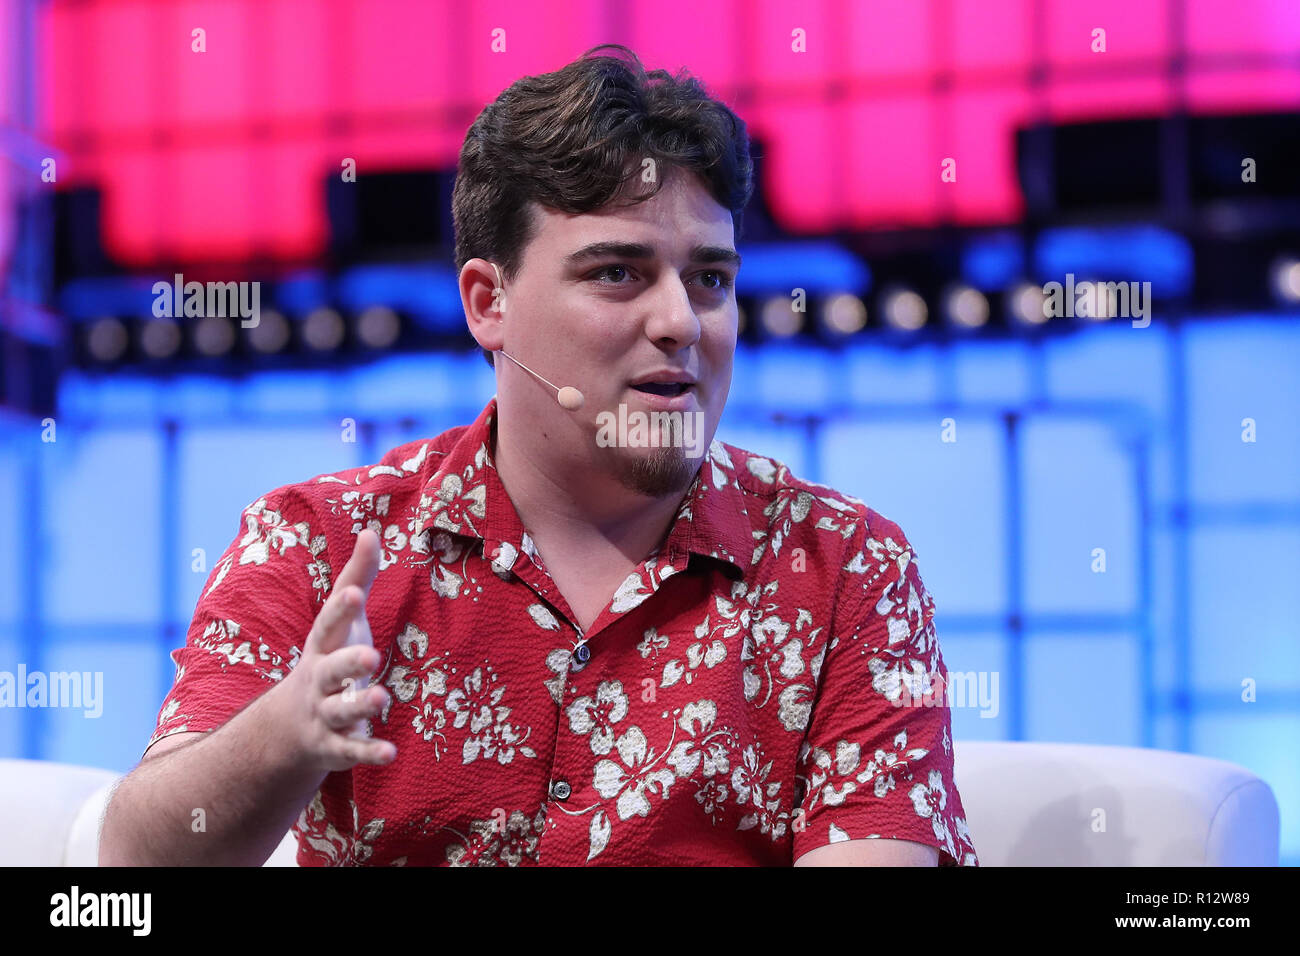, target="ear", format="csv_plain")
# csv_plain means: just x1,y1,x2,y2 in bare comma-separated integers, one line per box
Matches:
461,258,506,353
